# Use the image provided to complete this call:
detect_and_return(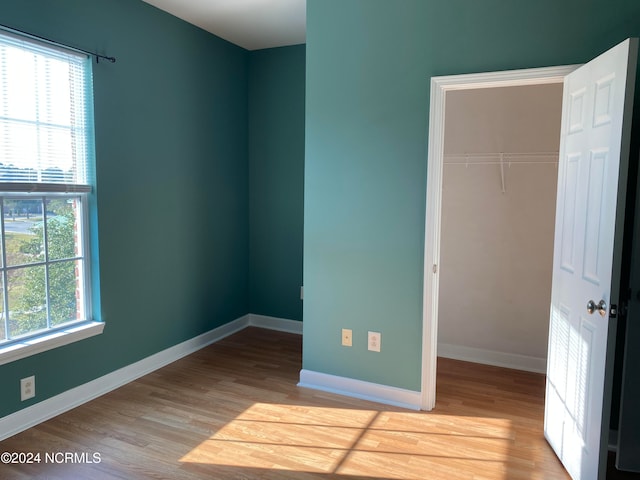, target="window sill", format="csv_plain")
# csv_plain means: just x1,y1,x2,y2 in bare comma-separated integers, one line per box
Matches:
0,322,104,367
